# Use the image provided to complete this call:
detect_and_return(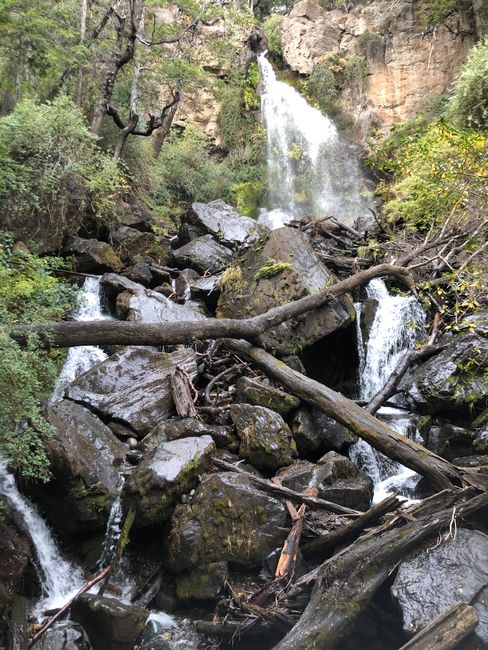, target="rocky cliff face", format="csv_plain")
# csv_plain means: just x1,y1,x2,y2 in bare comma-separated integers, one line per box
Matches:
280,0,477,137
